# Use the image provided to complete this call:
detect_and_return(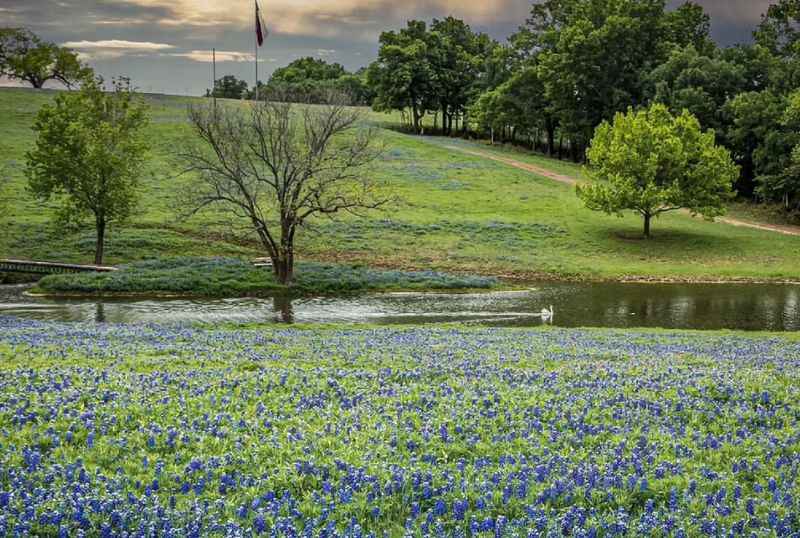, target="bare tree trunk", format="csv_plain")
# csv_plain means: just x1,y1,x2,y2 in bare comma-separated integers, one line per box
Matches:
94,217,106,265
643,212,651,239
